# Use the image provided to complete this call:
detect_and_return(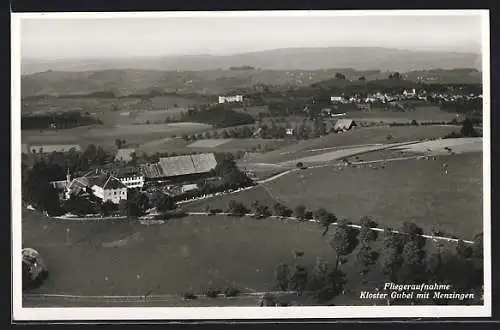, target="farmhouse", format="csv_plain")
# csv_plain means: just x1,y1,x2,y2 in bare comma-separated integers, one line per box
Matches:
334,119,357,132
114,148,136,163
91,176,128,204
330,96,346,103
65,171,128,204
403,88,417,97
218,95,244,104
140,152,218,183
